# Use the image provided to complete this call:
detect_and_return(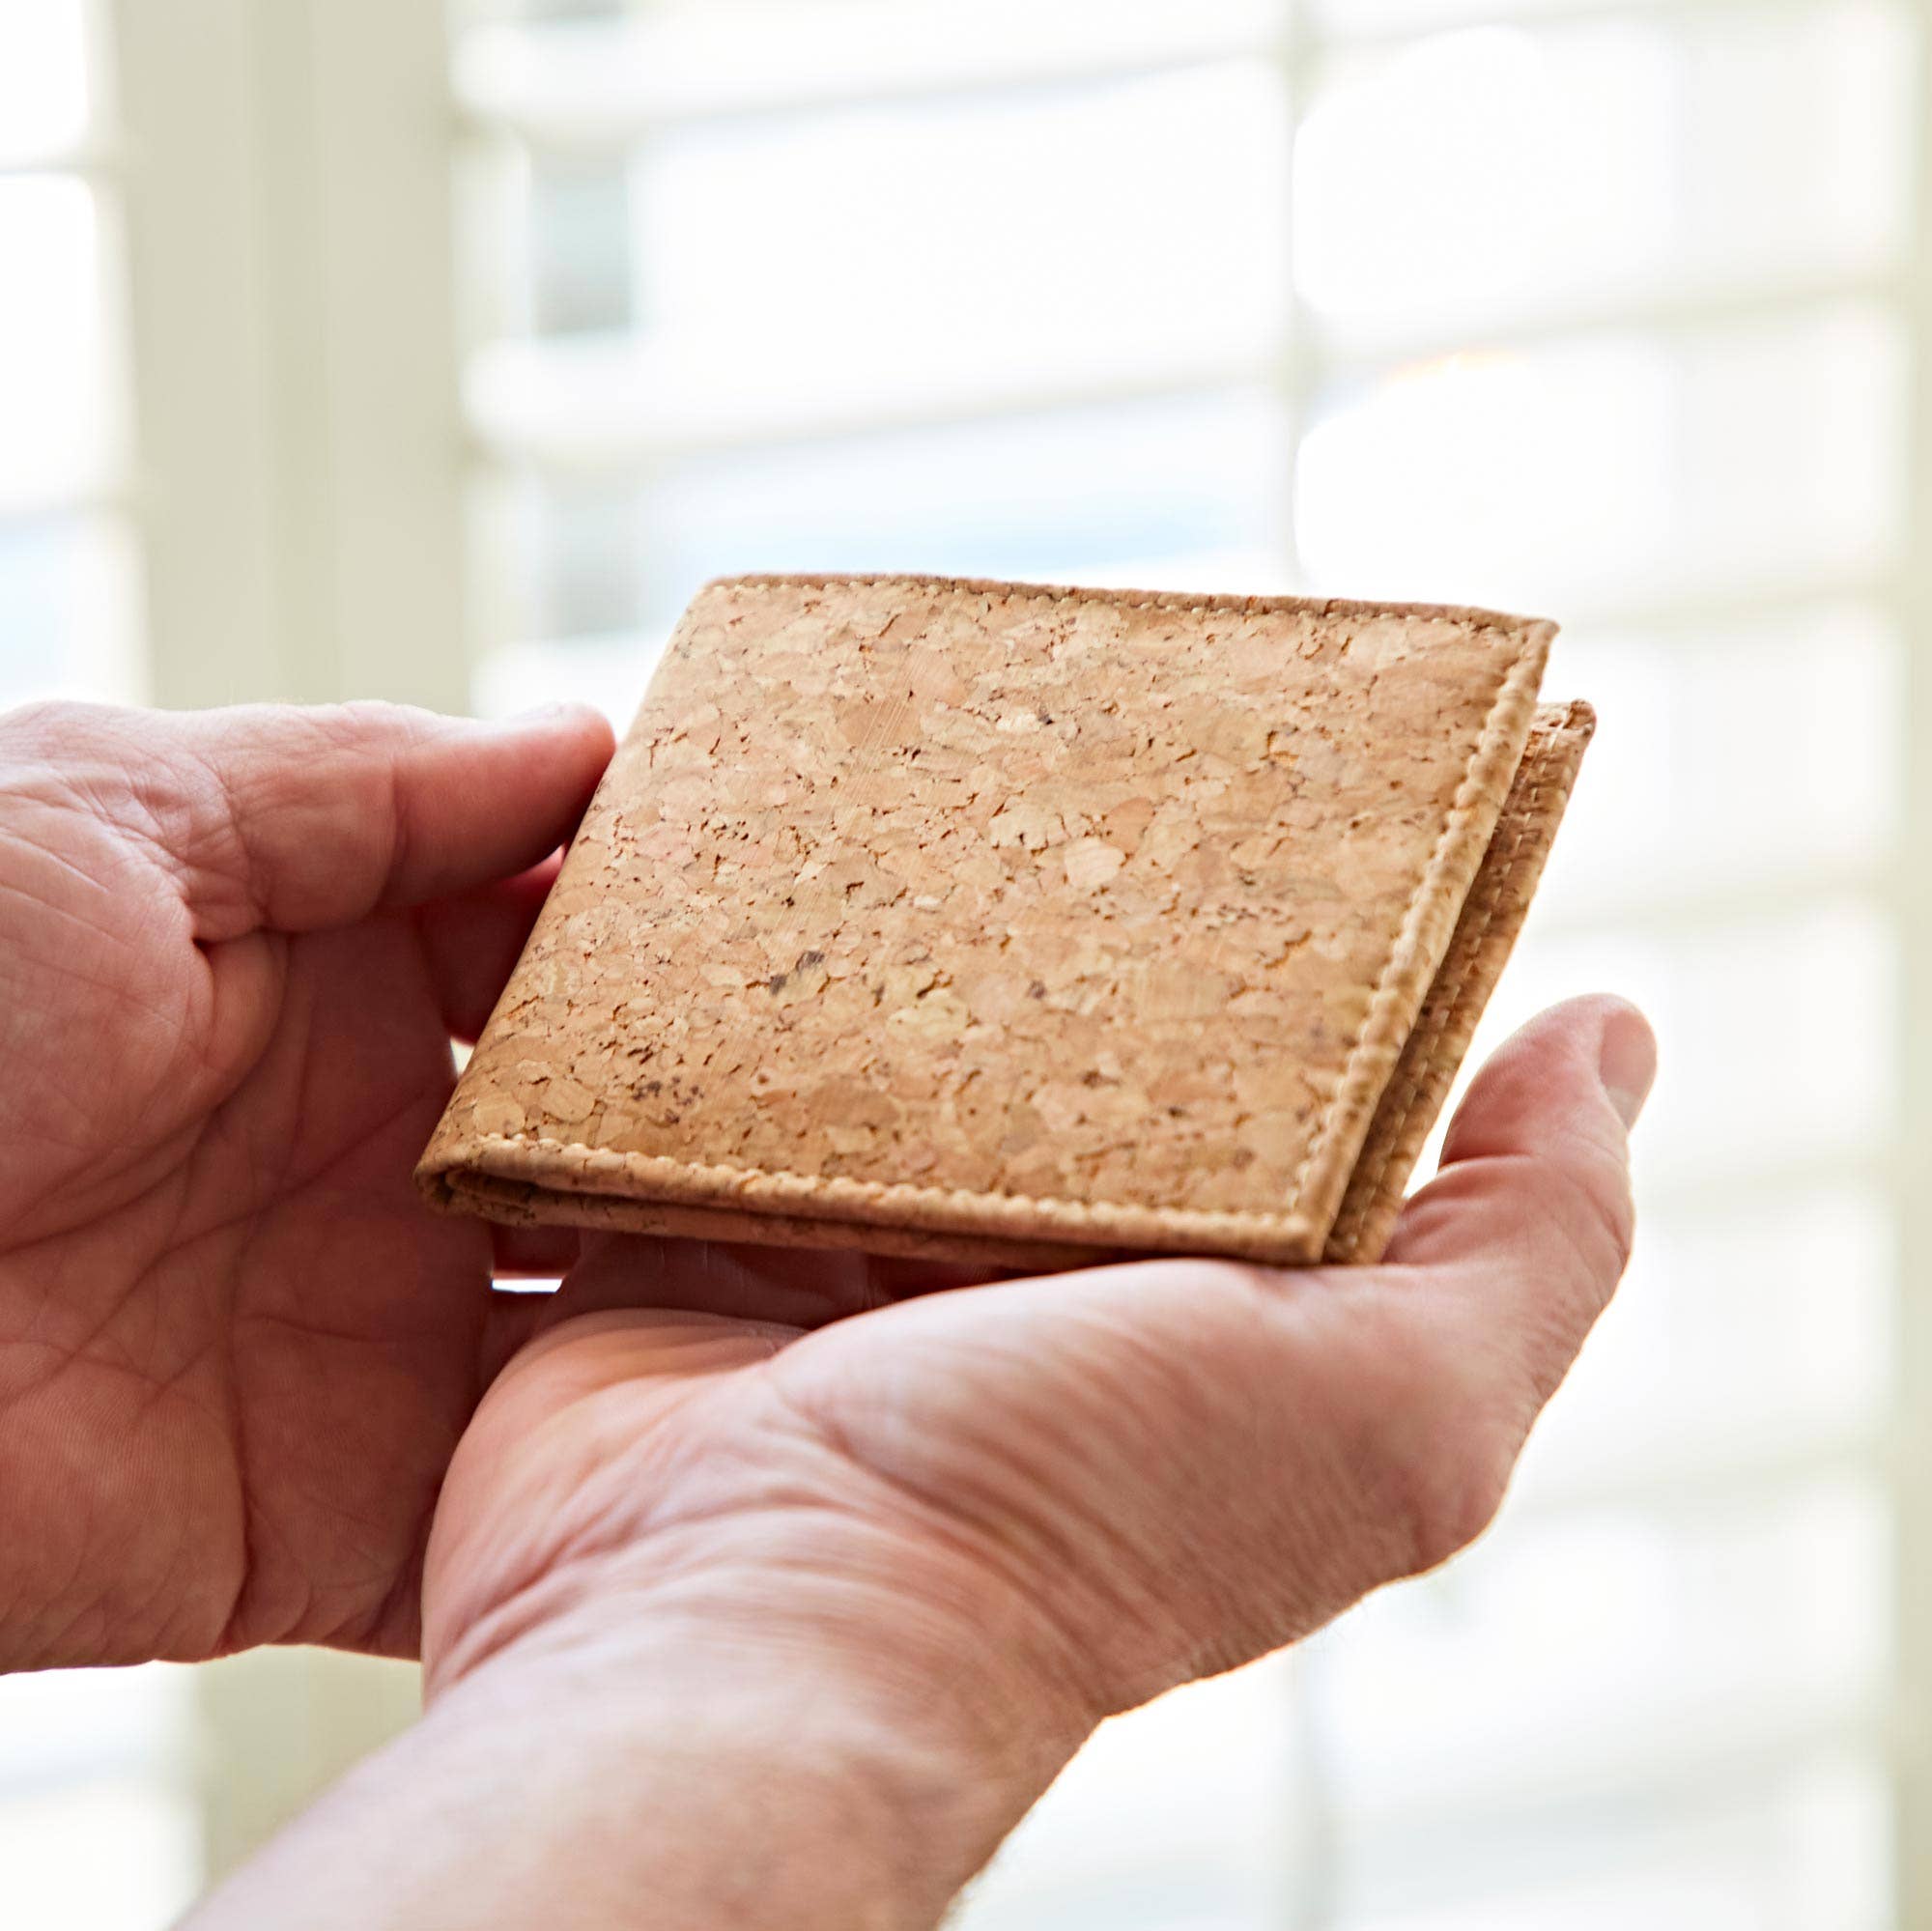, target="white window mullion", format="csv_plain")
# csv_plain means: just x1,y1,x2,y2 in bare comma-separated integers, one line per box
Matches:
1886,2,1932,1917
110,0,452,1889
112,0,469,714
